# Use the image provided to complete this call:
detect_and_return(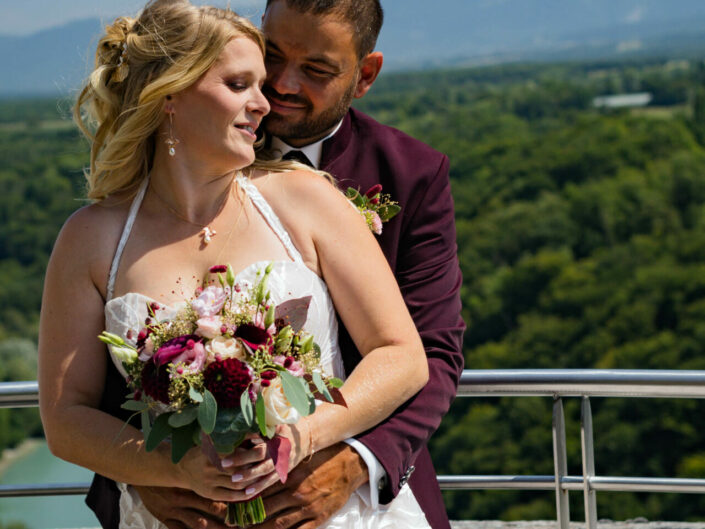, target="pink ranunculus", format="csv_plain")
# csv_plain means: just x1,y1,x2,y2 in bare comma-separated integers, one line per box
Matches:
272,355,305,377
153,335,201,366
366,209,383,235
191,286,229,317
196,315,223,339
168,341,207,374
138,337,155,362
